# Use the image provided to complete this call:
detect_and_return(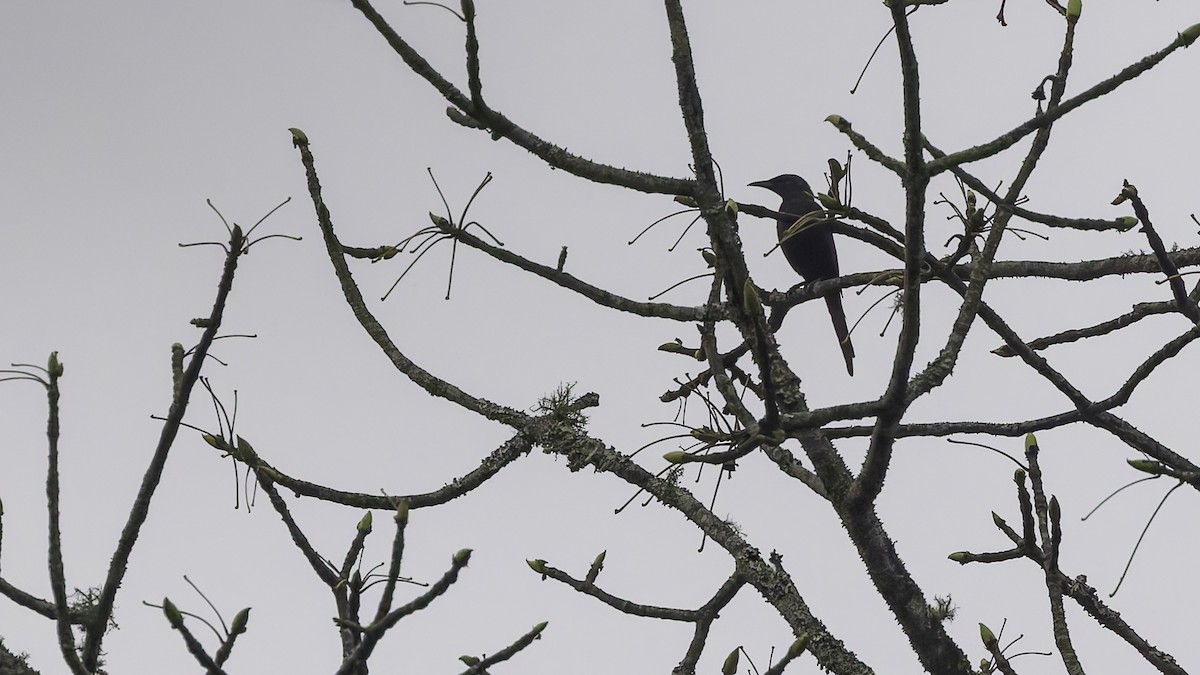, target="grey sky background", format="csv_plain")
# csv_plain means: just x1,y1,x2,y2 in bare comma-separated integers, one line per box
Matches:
2,2,1198,673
